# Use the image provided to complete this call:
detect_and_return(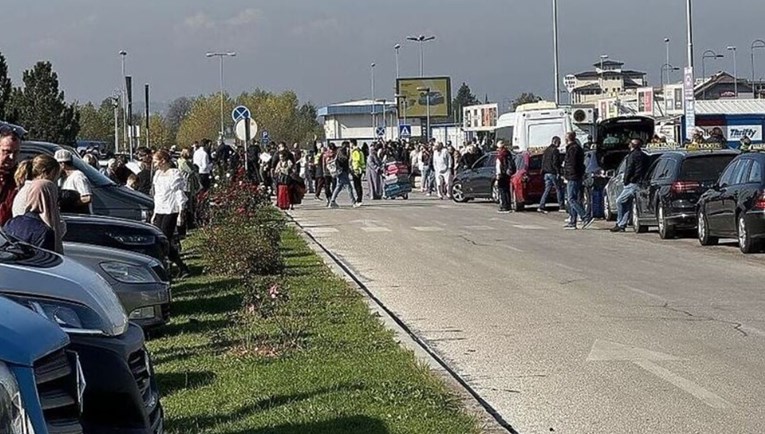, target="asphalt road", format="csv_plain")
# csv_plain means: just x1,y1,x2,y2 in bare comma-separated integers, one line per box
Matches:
288,190,765,434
